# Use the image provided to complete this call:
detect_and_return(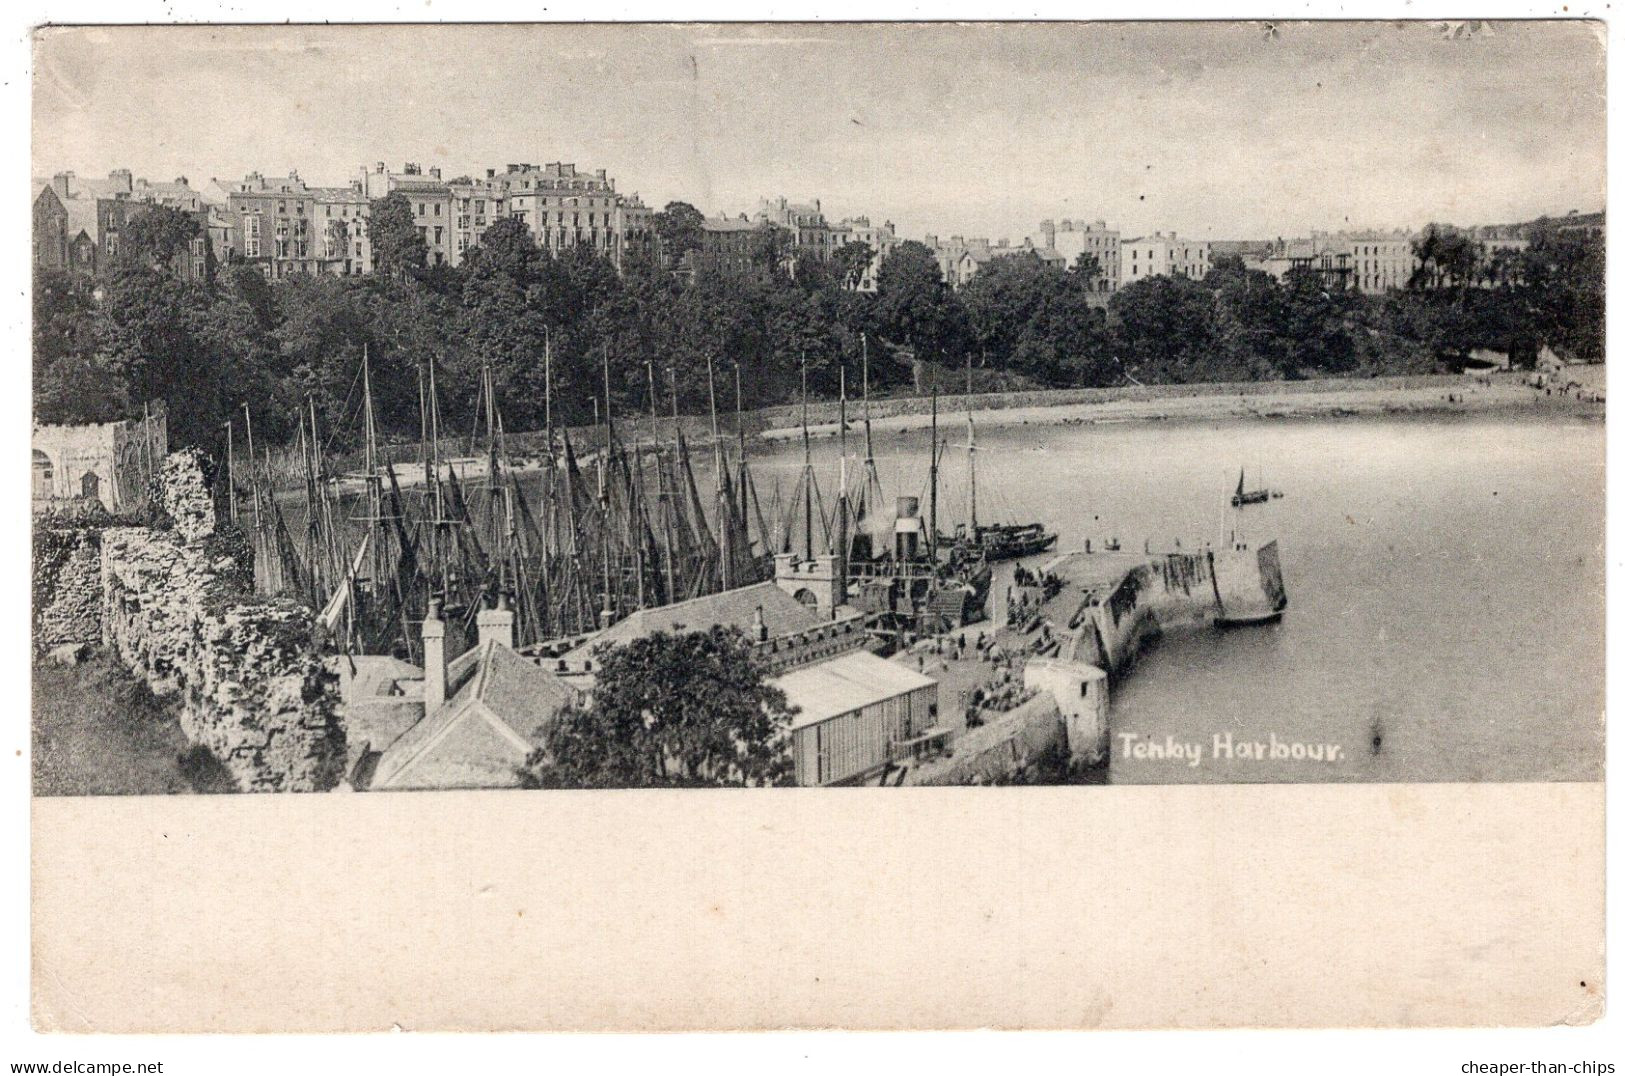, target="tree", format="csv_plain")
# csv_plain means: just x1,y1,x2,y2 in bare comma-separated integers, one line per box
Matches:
520,627,796,788
1108,274,1223,383
960,253,1108,386
1069,251,1103,292
747,224,793,277
1410,223,1479,297
94,268,224,446
368,192,427,282
874,240,967,366
654,200,706,267
122,203,200,271
831,240,876,290
462,216,541,282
